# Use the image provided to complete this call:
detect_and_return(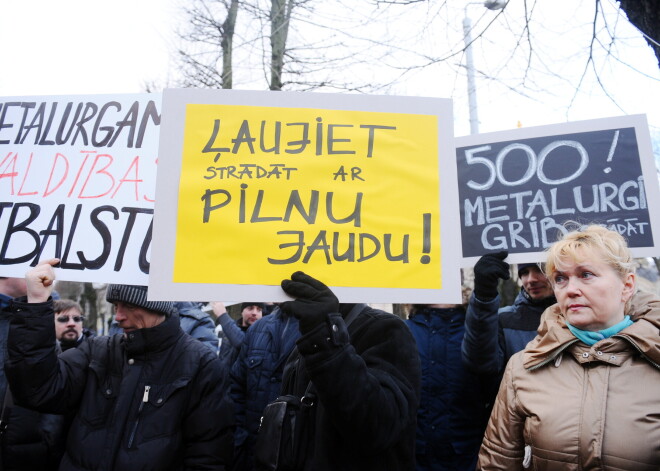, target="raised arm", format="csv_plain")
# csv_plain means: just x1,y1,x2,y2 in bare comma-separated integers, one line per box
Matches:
6,259,90,414
281,272,421,453
462,251,509,376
